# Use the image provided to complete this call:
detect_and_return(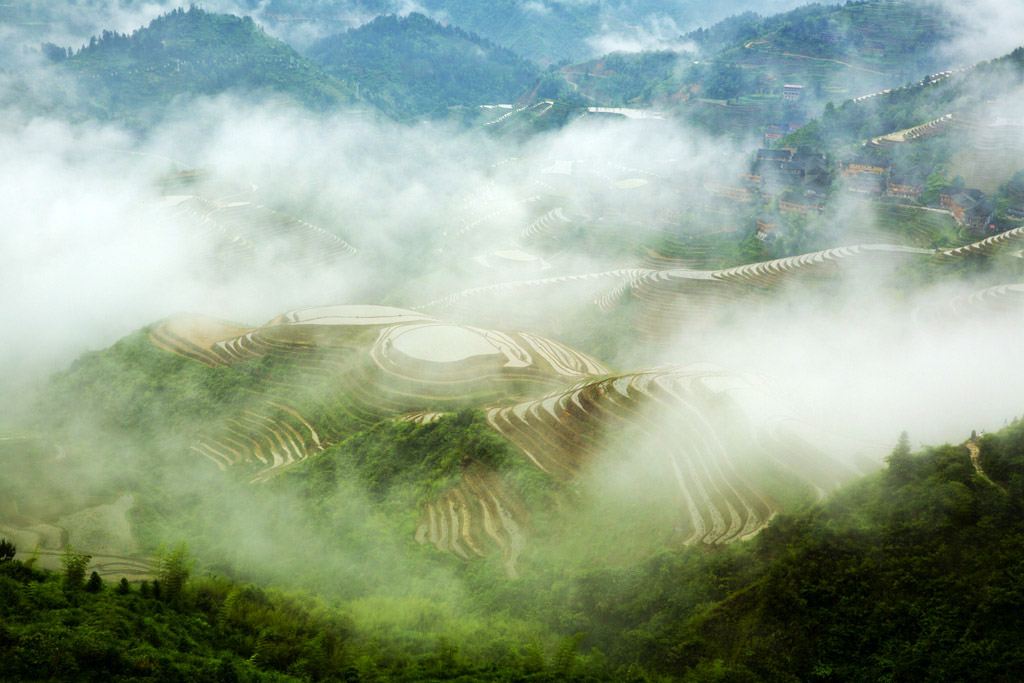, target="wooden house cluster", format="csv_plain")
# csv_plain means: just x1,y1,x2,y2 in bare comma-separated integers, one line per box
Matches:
940,187,996,235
